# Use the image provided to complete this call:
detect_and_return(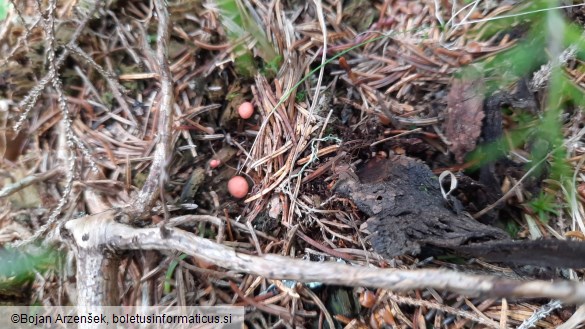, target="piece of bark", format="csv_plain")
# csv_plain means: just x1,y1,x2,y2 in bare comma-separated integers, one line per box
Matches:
444,67,485,163
334,156,509,258
442,240,585,268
